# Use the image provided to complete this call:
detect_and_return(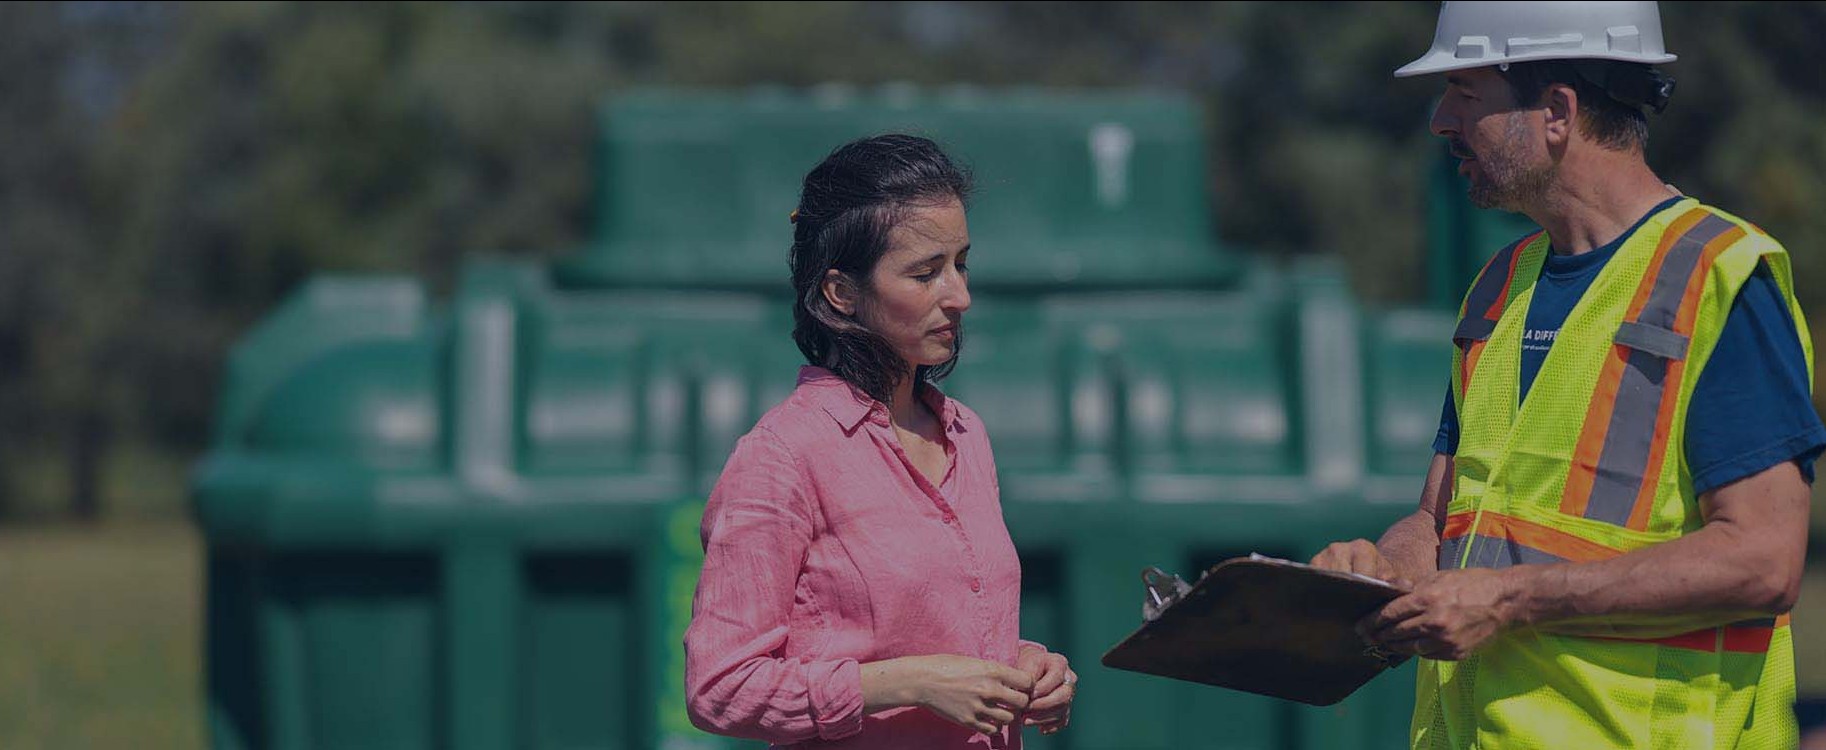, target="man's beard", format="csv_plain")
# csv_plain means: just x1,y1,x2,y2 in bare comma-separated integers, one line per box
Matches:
1465,113,1555,212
